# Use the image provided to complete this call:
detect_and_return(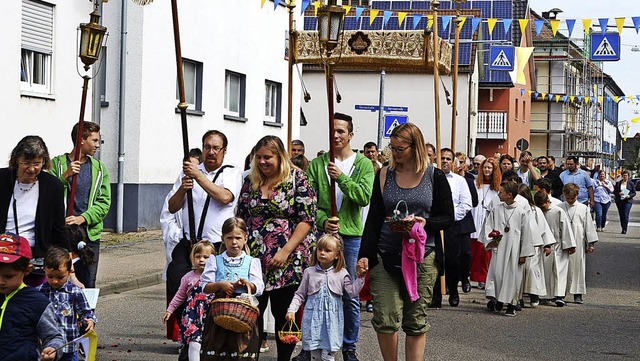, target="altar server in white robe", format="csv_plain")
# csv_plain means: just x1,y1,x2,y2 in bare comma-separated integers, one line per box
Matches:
558,183,597,304
482,181,535,316
534,191,576,307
